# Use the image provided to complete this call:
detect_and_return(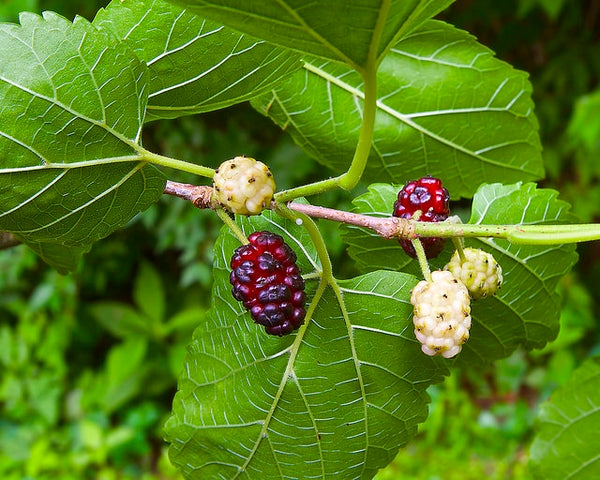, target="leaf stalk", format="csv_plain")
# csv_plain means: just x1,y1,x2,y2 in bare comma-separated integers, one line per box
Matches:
139,149,215,178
